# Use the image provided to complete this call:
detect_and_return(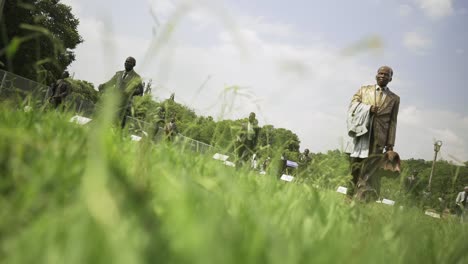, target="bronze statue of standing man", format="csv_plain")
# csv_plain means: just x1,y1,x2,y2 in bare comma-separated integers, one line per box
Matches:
347,66,400,201
236,112,260,167
99,56,144,128
298,148,312,177
49,71,71,109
